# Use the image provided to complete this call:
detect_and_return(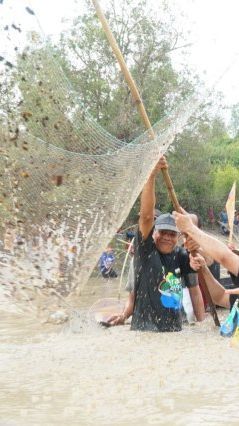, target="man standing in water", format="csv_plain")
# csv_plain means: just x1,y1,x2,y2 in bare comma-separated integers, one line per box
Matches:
108,156,204,331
